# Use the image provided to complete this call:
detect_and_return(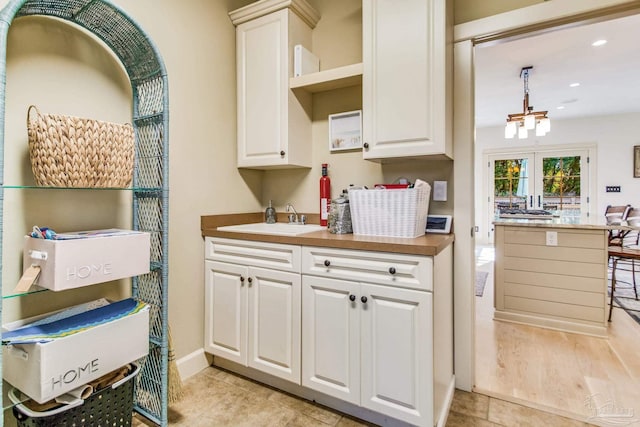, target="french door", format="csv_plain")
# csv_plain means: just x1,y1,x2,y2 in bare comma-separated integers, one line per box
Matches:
485,147,593,242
